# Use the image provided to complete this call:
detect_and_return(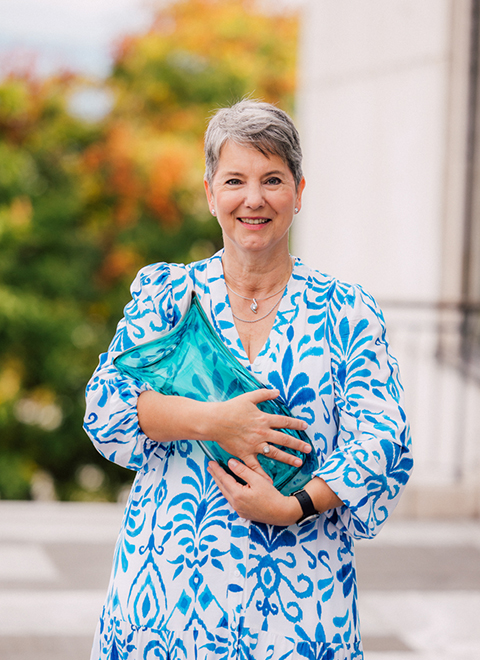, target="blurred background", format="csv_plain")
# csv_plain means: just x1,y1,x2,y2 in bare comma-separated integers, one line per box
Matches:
0,0,301,503
0,0,479,514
